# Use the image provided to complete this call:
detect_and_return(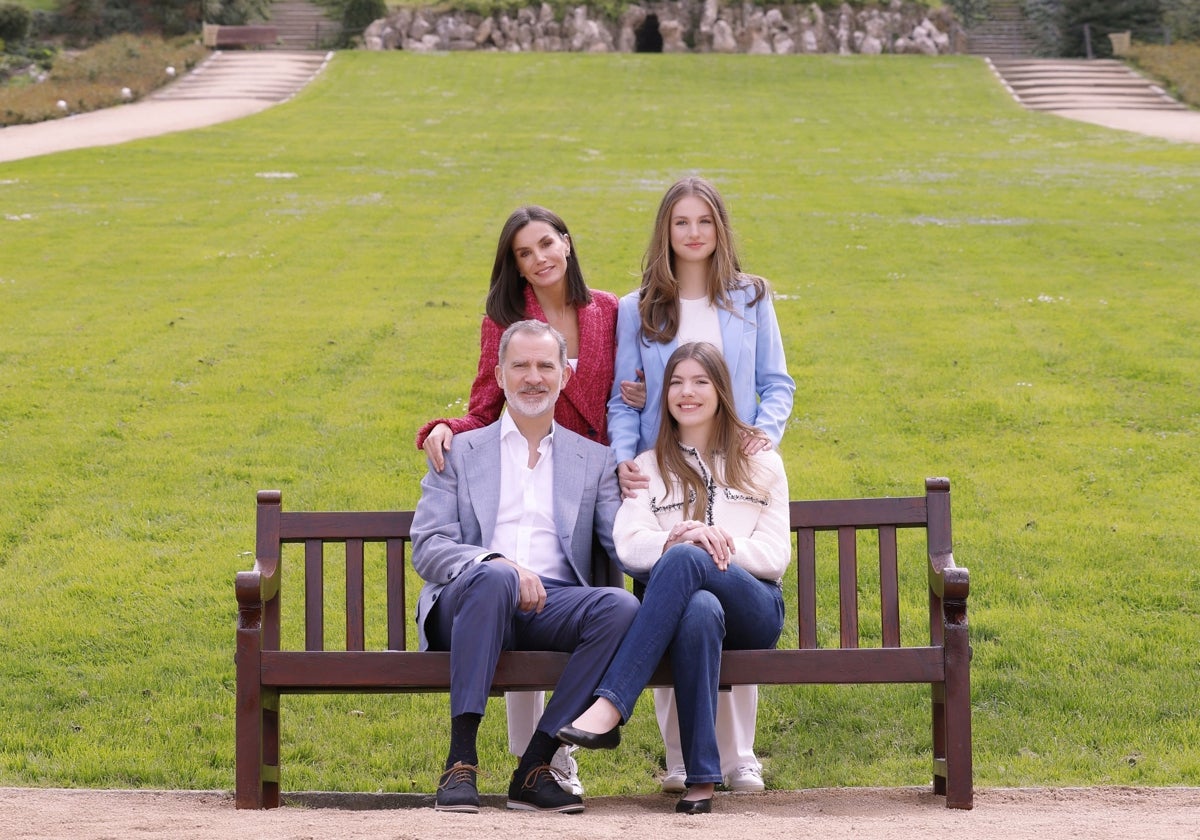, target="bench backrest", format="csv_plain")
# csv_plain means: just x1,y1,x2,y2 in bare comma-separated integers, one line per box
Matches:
249,478,959,659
